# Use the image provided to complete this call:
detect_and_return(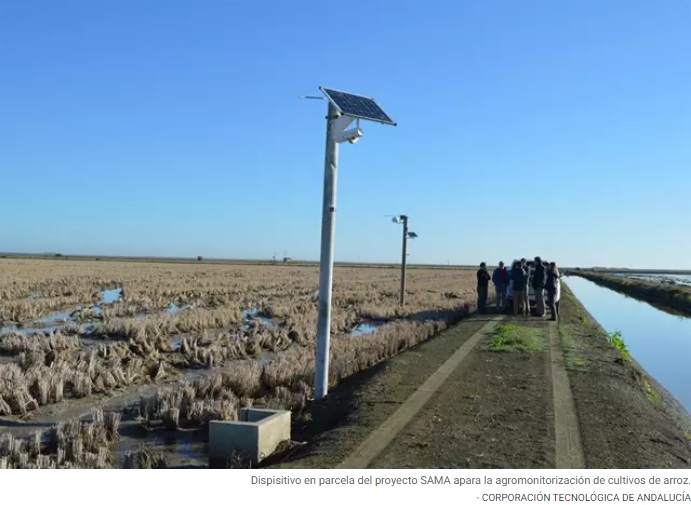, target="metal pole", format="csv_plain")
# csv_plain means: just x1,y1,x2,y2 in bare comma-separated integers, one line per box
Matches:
314,102,339,401
400,215,408,306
